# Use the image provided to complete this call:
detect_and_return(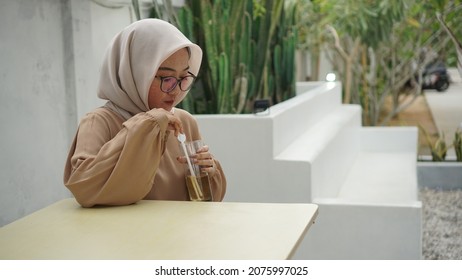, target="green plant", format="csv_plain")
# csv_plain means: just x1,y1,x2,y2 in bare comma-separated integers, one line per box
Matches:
299,0,462,126
168,0,298,114
437,1,462,79
419,125,449,162
454,129,462,161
